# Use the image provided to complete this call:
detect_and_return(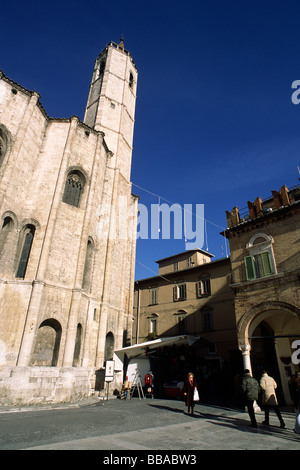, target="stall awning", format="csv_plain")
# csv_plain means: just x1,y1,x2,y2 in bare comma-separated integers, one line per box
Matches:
114,335,200,362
